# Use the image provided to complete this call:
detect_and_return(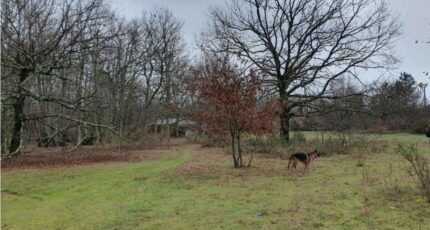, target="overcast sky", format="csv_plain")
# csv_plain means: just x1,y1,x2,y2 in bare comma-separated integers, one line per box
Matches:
110,0,430,93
